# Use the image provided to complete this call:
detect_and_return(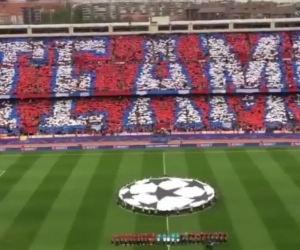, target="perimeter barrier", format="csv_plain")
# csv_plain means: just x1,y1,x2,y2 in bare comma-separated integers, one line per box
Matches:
1,142,300,152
